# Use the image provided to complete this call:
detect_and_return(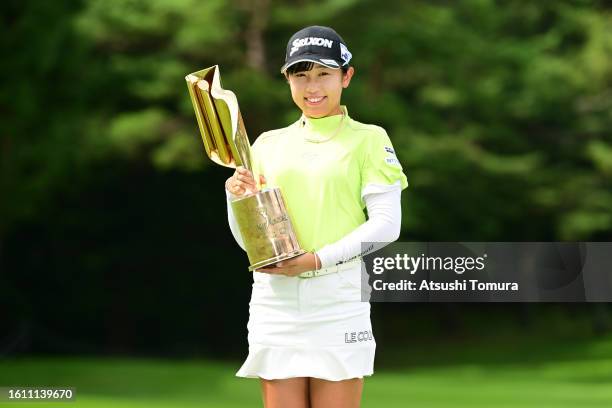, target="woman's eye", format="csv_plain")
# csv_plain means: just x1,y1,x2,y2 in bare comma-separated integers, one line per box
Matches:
320,72,329,76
